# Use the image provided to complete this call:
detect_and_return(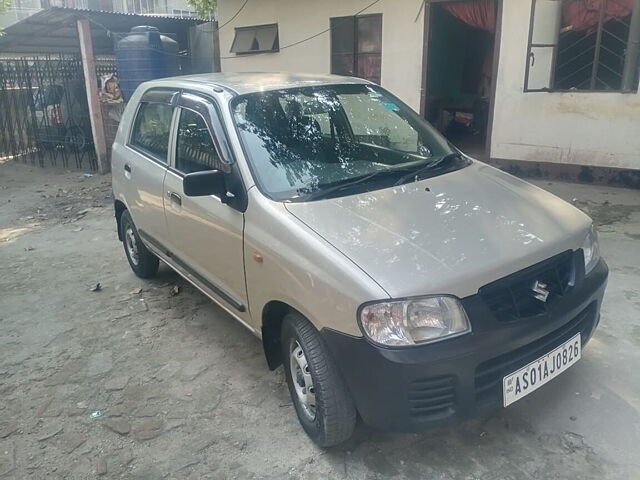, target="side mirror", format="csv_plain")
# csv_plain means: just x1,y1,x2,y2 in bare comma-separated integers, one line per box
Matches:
183,169,227,198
